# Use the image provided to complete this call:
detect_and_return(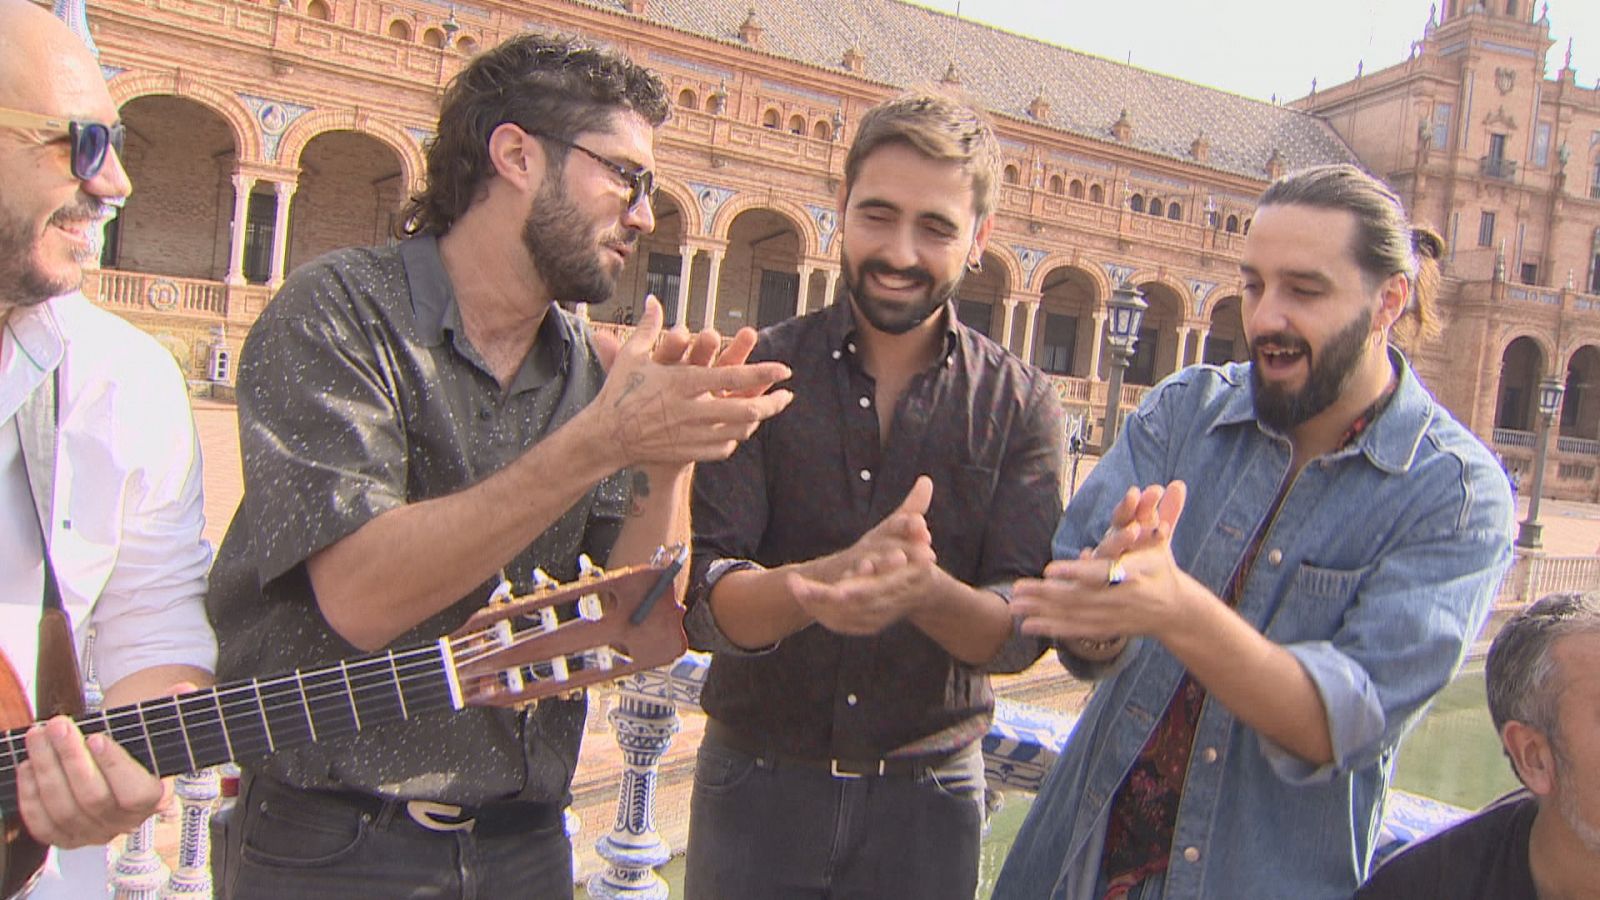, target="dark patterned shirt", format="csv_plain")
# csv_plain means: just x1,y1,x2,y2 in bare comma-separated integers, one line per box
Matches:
687,299,1064,759
206,236,629,806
